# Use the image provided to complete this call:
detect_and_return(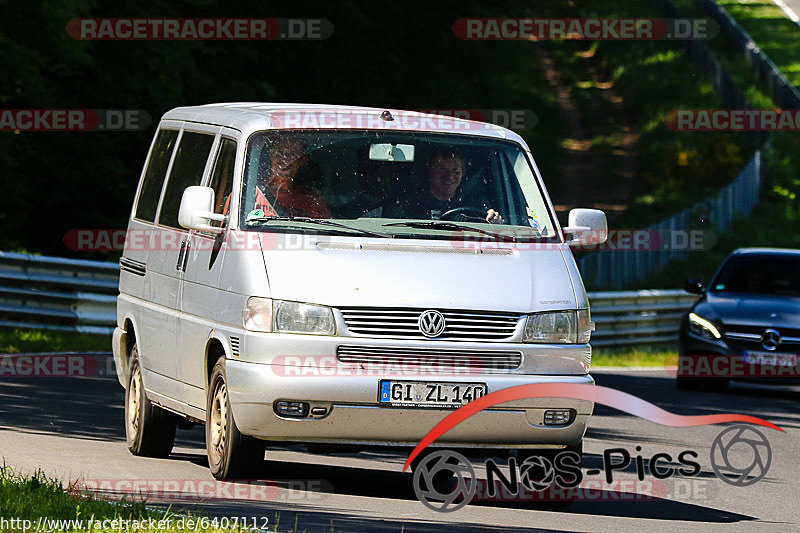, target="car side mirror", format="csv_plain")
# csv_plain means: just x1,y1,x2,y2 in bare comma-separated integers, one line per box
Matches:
178,186,226,233
685,278,704,294
564,208,608,245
